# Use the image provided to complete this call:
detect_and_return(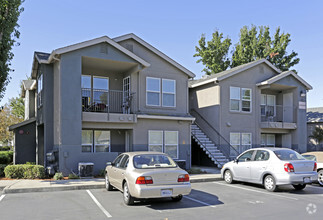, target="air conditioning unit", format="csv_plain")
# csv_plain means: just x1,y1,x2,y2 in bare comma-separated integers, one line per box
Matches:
78,162,94,178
